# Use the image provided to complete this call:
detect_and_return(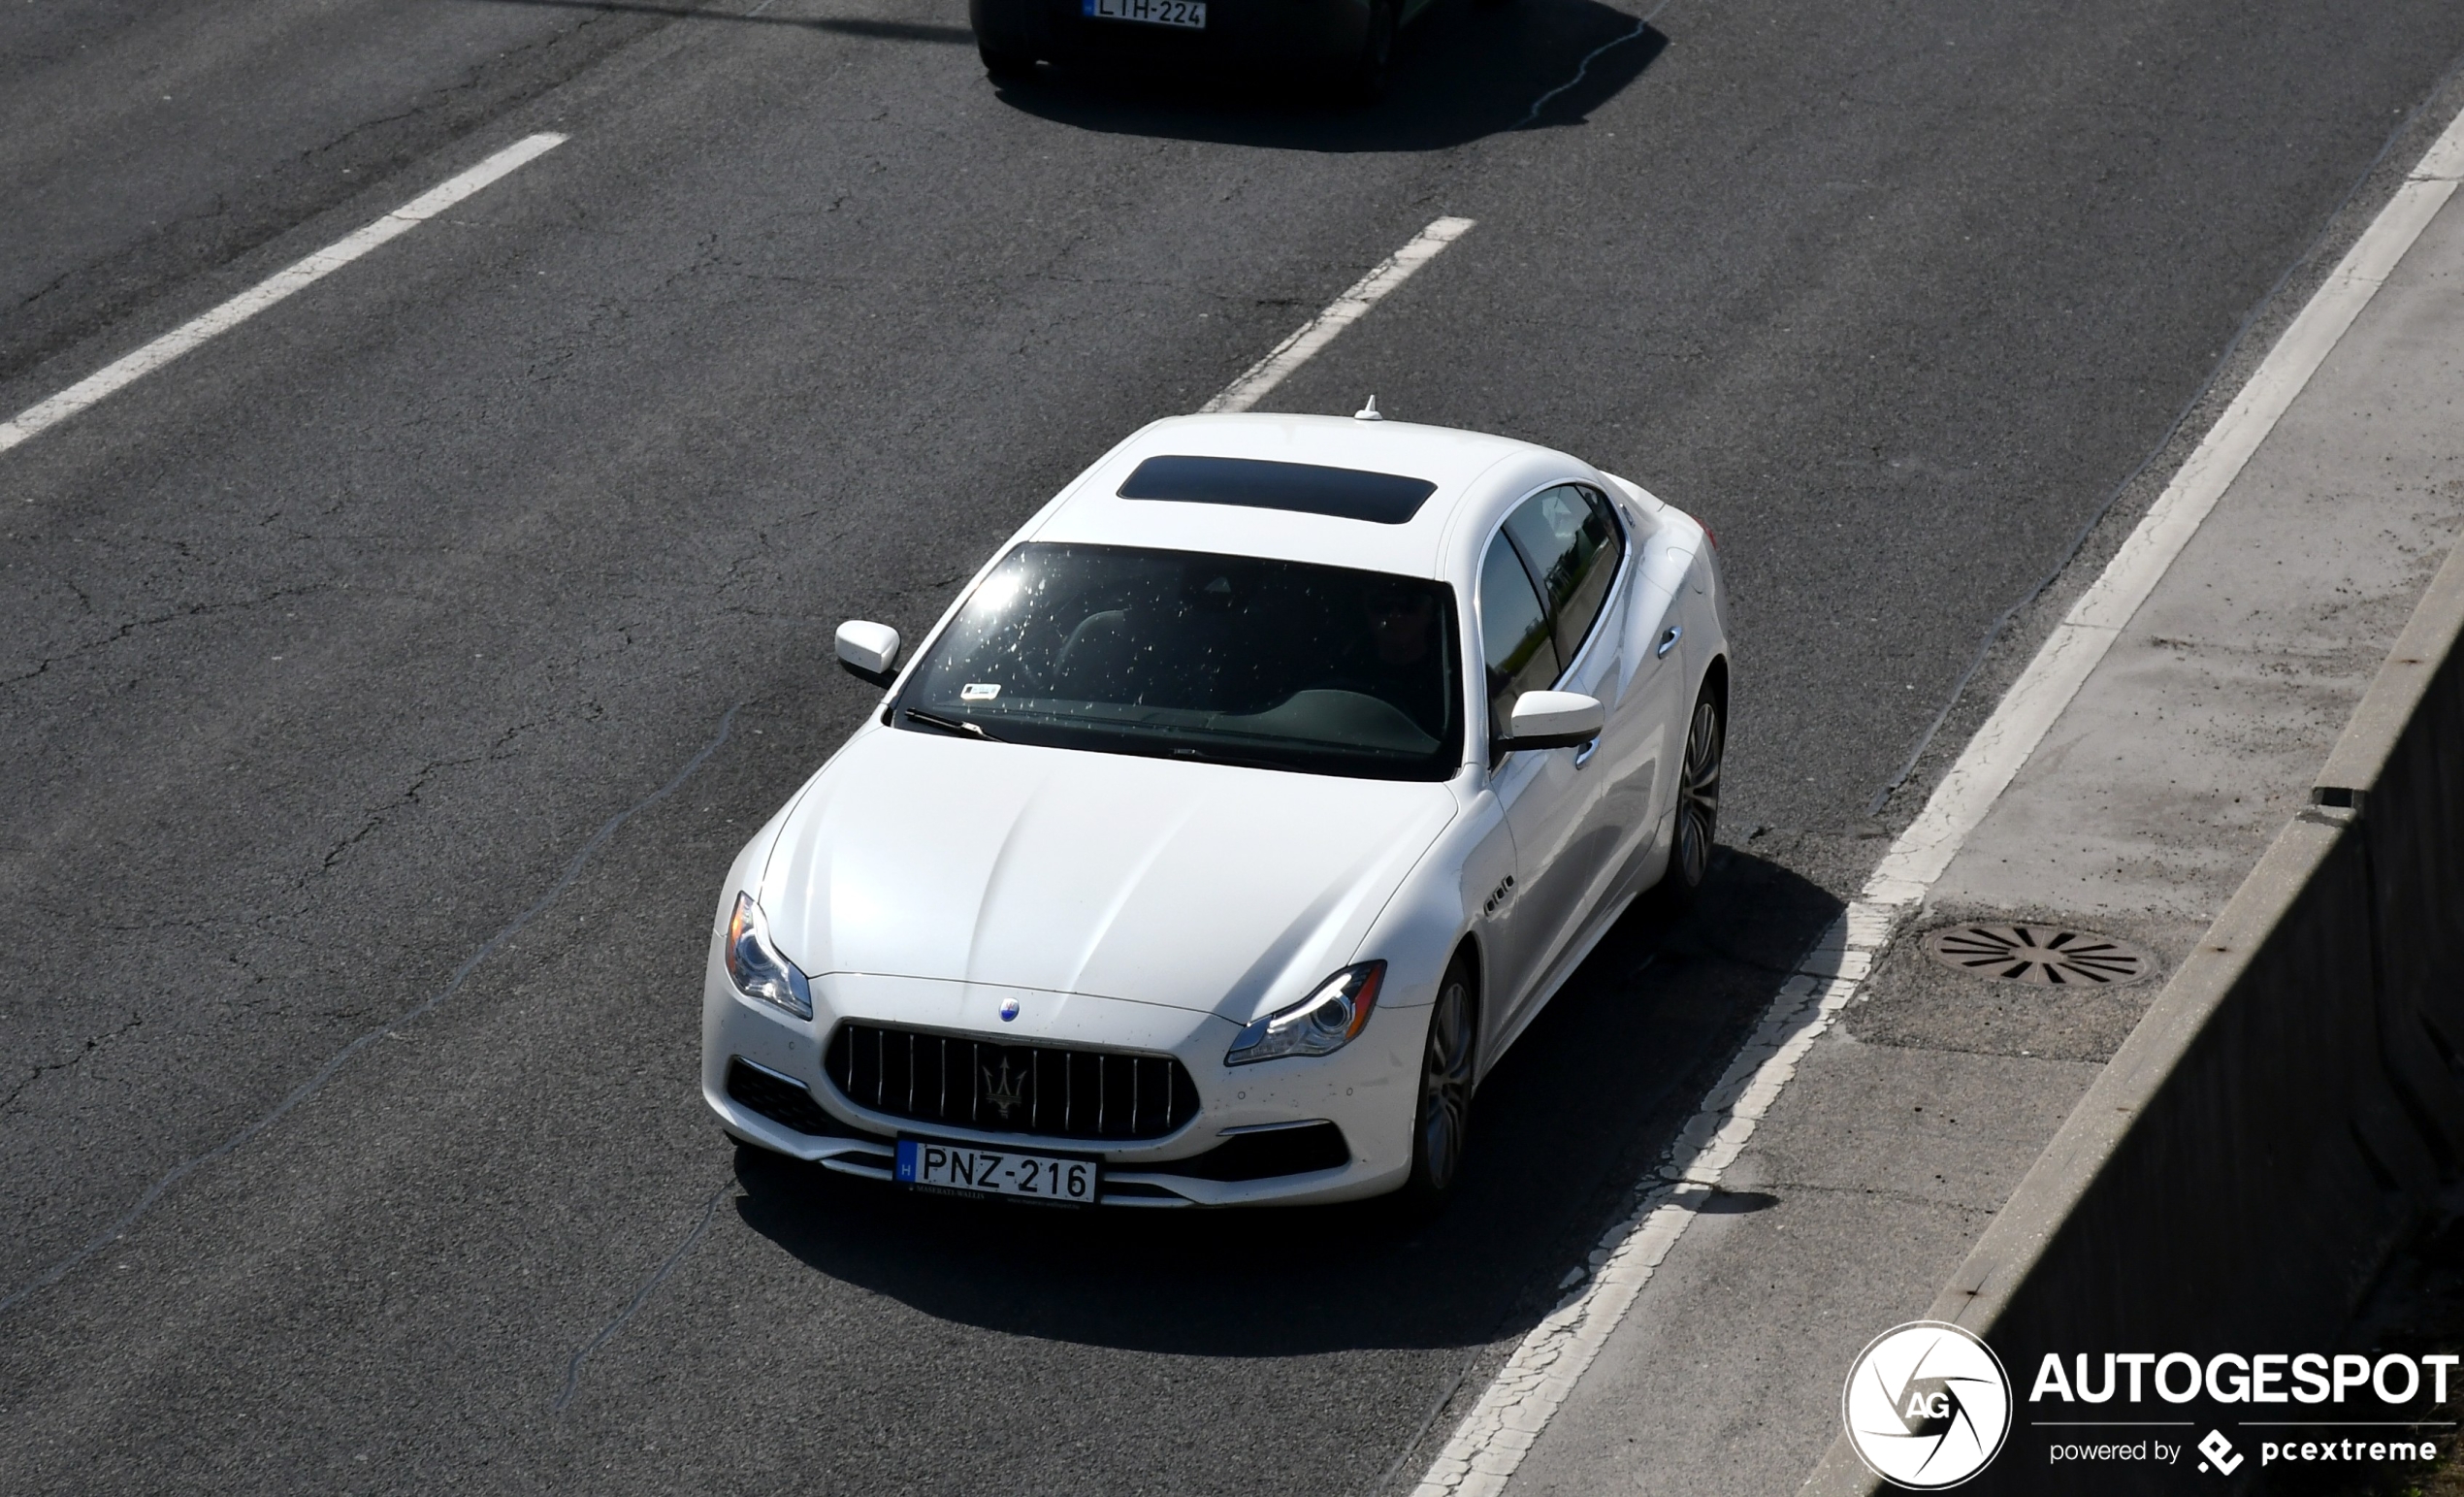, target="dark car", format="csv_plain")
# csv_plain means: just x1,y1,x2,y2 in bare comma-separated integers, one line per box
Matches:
970,0,1431,98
